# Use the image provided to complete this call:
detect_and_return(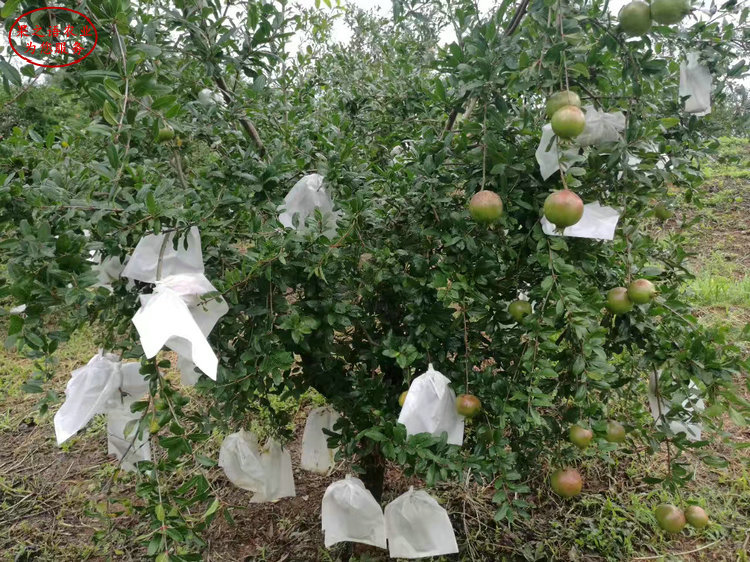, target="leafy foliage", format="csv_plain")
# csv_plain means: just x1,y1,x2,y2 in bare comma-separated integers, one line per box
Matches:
1,0,749,558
